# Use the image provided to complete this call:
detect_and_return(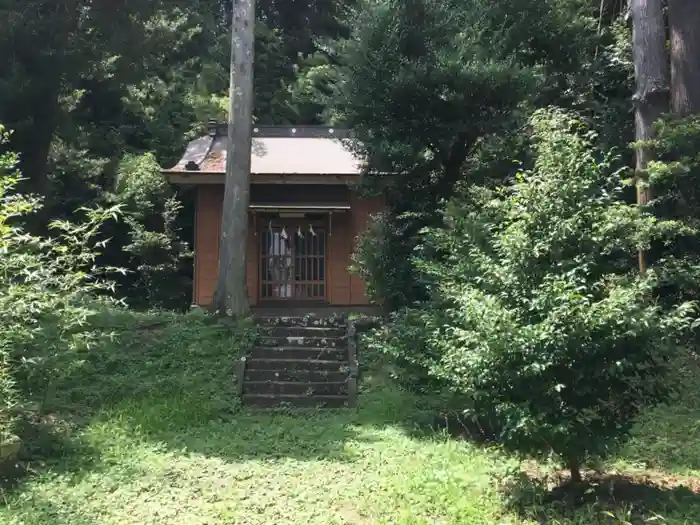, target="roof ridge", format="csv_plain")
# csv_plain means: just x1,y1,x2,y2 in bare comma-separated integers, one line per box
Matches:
206,121,352,139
